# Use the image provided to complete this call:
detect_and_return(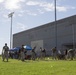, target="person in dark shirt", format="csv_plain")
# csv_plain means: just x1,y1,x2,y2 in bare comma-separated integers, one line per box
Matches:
65,49,68,60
